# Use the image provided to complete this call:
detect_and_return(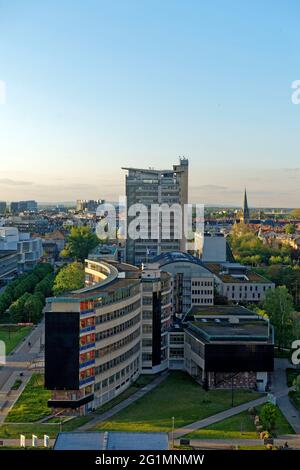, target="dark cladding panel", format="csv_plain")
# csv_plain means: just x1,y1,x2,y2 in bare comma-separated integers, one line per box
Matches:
45,311,80,390
152,291,162,366
205,343,274,372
